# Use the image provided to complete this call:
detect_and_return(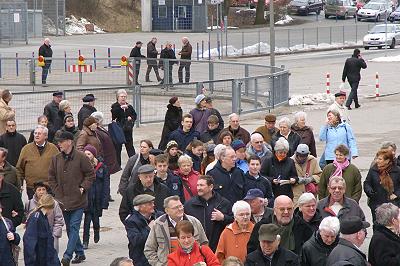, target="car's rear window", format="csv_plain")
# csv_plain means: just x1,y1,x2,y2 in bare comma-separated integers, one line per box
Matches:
327,0,344,6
